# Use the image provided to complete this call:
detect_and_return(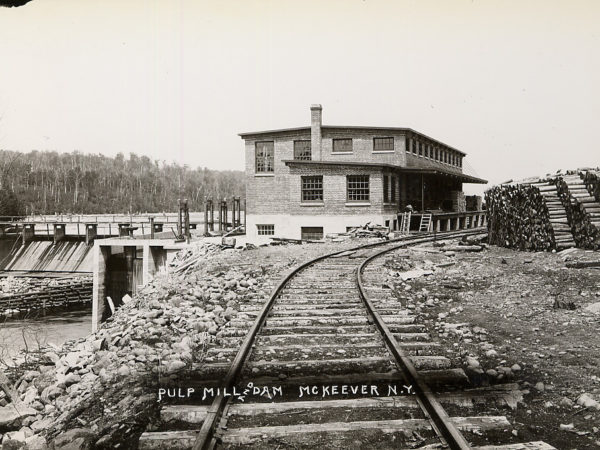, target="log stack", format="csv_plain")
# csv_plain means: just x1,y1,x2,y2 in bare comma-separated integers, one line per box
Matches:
583,170,600,203
485,183,557,251
555,177,600,250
